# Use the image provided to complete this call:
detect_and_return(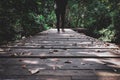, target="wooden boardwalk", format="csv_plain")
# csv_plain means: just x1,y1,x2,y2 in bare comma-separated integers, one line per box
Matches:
0,29,120,80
